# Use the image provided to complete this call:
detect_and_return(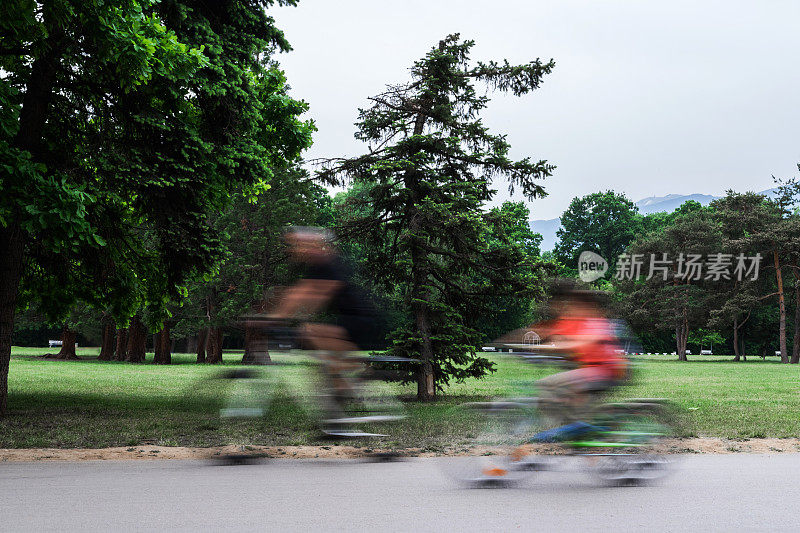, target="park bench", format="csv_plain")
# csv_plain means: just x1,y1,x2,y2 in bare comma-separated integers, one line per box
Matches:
48,340,78,348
